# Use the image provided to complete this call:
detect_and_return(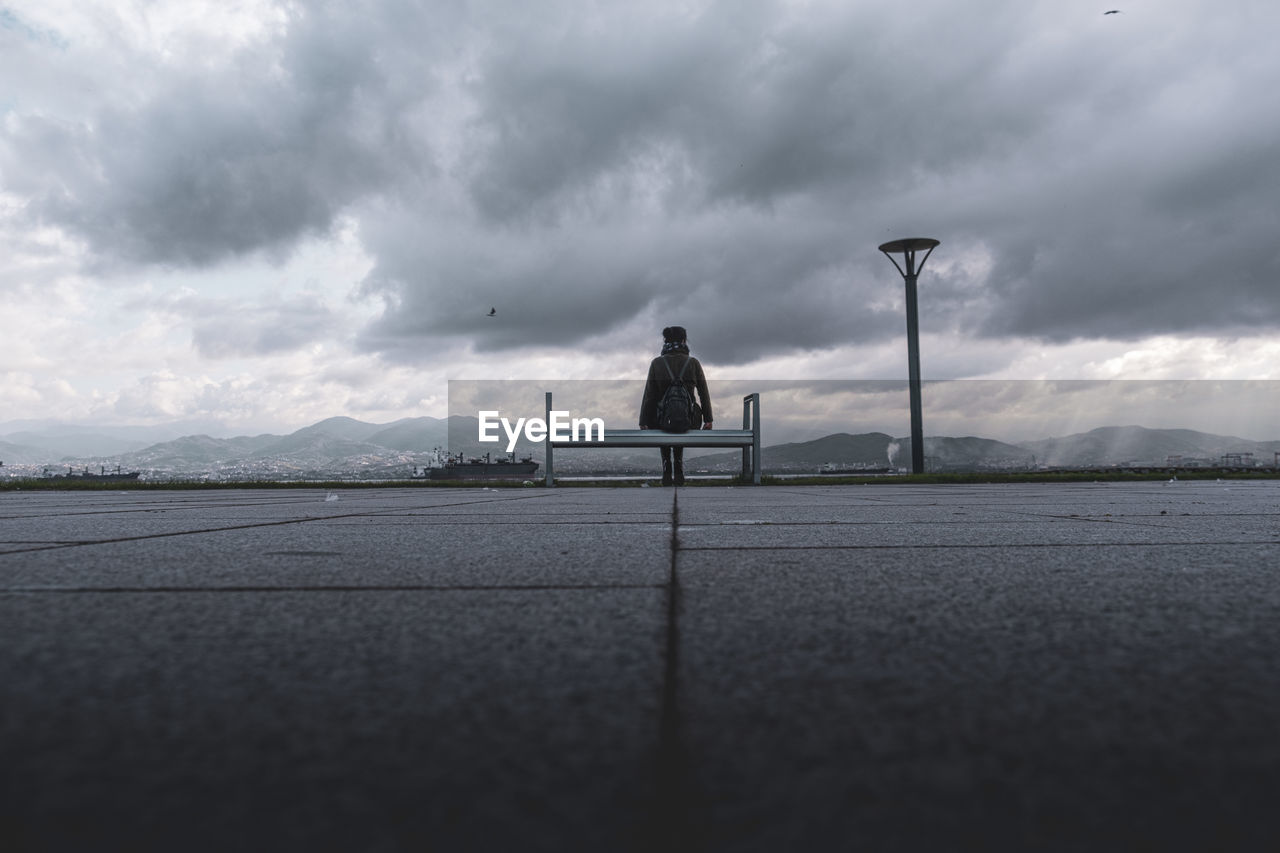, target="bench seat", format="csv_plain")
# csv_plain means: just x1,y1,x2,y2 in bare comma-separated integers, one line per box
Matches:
543,392,761,485
549,429,756,449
